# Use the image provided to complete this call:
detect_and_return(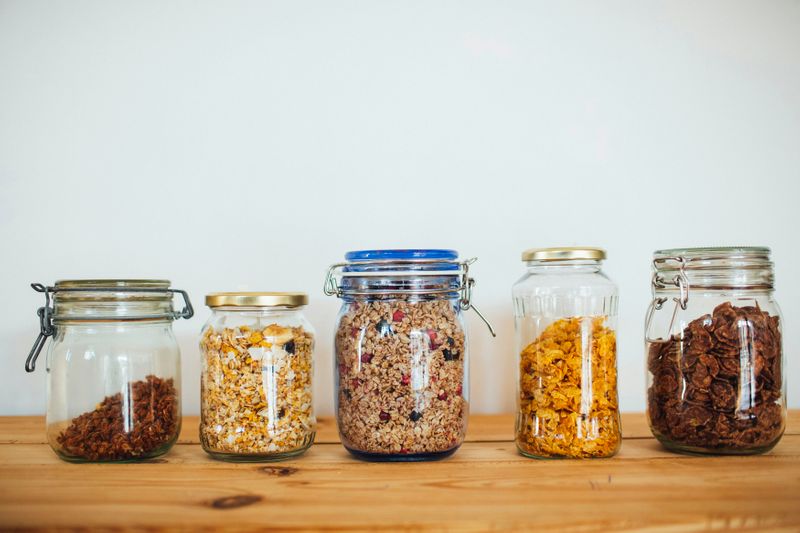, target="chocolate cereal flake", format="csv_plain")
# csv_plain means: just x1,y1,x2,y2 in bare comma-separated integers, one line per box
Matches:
647,302,784,454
